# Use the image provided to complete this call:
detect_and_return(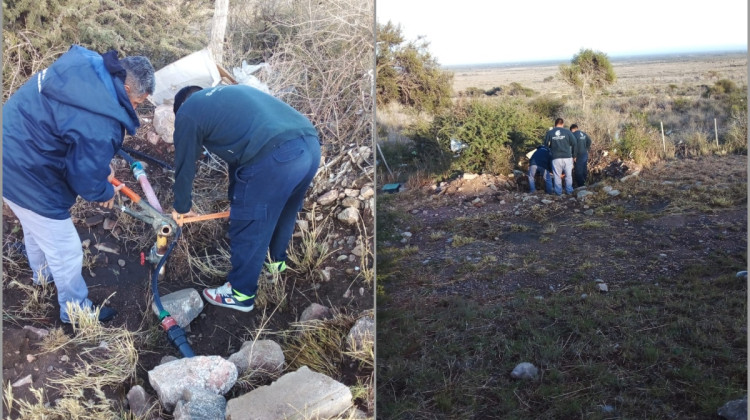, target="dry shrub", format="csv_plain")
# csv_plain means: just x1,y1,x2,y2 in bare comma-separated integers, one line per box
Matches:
724,108,748,154
682,130,713,157
618,120,663,167
287,205,337,278
259,0,375,197
282,311,370,378
5,304,145,420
